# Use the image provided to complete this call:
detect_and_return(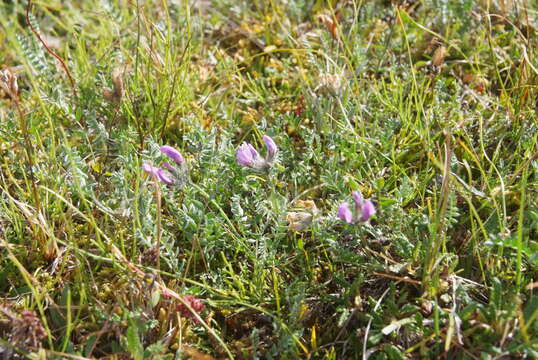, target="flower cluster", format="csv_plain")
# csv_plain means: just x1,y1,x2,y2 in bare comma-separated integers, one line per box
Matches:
236,135,278,172
142,146,187,186
142,136,377,322
176,295,205,322
337,191,376,224
143,136,378,228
